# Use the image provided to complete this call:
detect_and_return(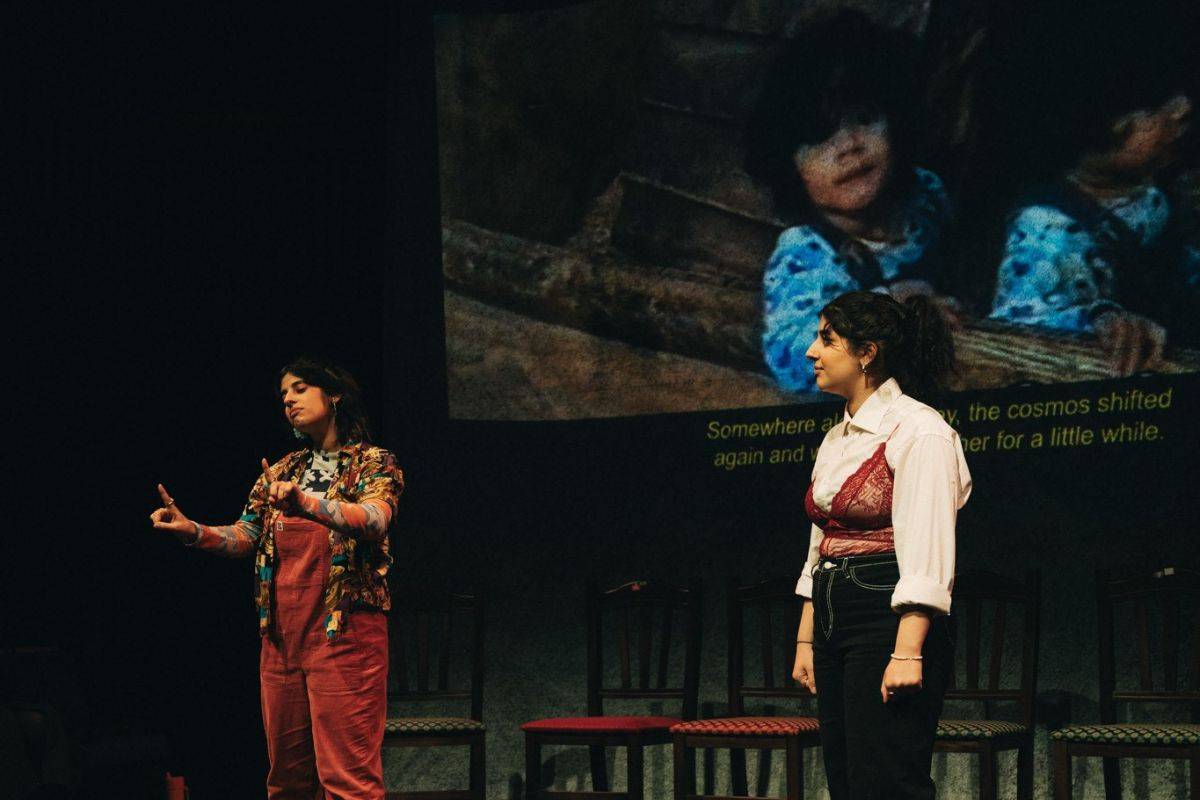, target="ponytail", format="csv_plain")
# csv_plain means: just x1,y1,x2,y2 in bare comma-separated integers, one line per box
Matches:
820,291,957,402
897,295,956,400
